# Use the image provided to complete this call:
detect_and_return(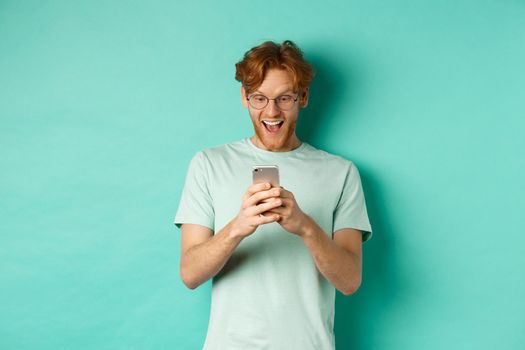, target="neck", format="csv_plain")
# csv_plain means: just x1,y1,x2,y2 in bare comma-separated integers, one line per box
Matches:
250,135,302,152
